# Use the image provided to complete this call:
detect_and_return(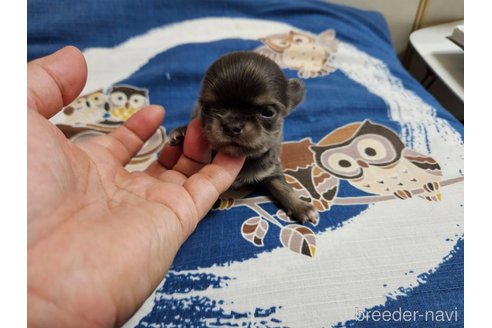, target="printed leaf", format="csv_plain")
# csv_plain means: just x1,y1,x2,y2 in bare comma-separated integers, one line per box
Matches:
241,217,269,247
276,209,295,223
280,224,317,257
